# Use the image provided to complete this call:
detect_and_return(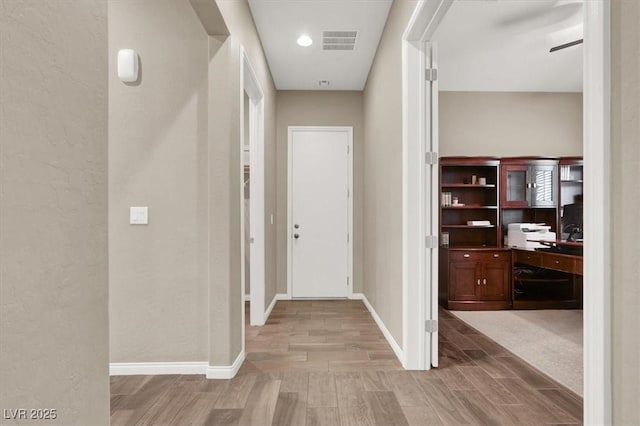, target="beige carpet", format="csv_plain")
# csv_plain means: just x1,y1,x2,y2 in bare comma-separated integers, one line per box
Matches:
450,309,583,396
